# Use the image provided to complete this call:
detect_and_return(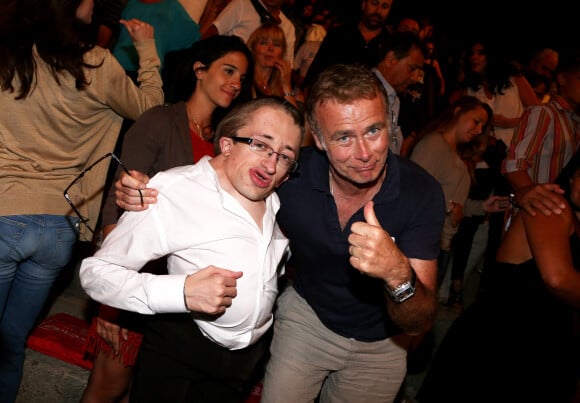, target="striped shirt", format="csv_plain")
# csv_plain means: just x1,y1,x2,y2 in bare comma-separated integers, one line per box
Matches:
502,94,580,183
